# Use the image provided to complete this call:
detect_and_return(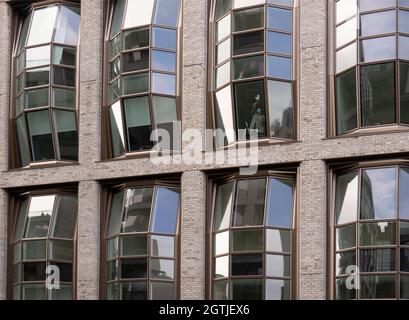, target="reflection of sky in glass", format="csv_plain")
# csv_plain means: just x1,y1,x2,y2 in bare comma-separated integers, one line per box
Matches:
29,195,55,217
215,256,229,278
336,173,358,225
267,178,293,228
360,36,396,63
336,0,357,23
400,168,409,219
360,10,396,37
361,168,397,219
151,187,179,234
215,231,229,255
